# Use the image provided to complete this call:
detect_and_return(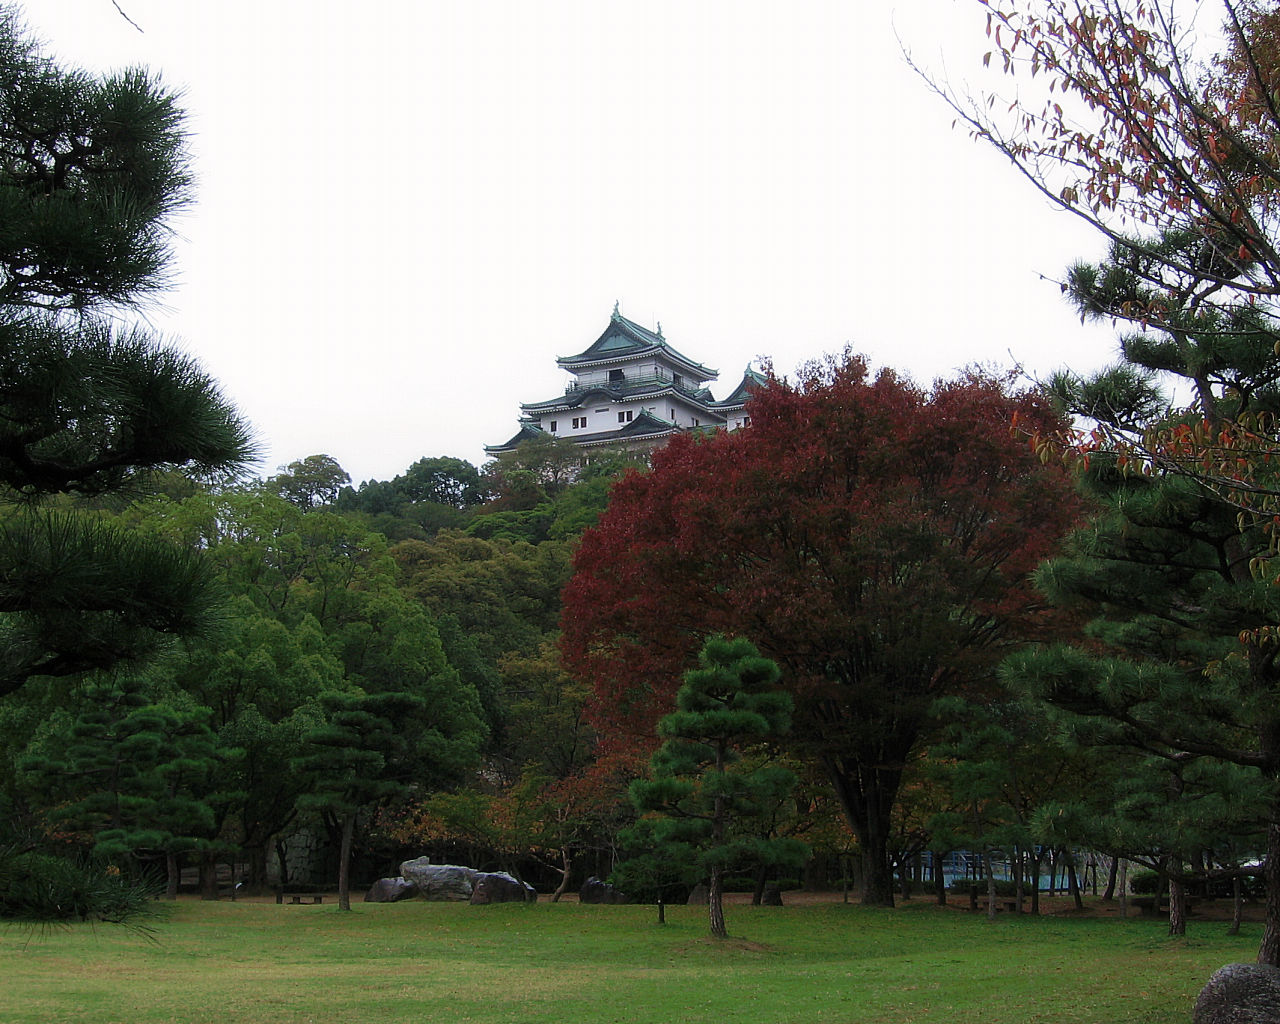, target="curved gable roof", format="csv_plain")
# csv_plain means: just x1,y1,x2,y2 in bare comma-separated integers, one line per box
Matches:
710,366,769,410
557,311,717,382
